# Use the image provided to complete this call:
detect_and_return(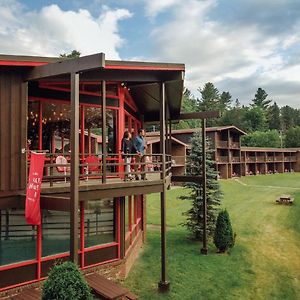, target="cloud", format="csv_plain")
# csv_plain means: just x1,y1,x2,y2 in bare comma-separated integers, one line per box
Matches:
144,0,180,17
146,0,300,106
0,0,132,59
